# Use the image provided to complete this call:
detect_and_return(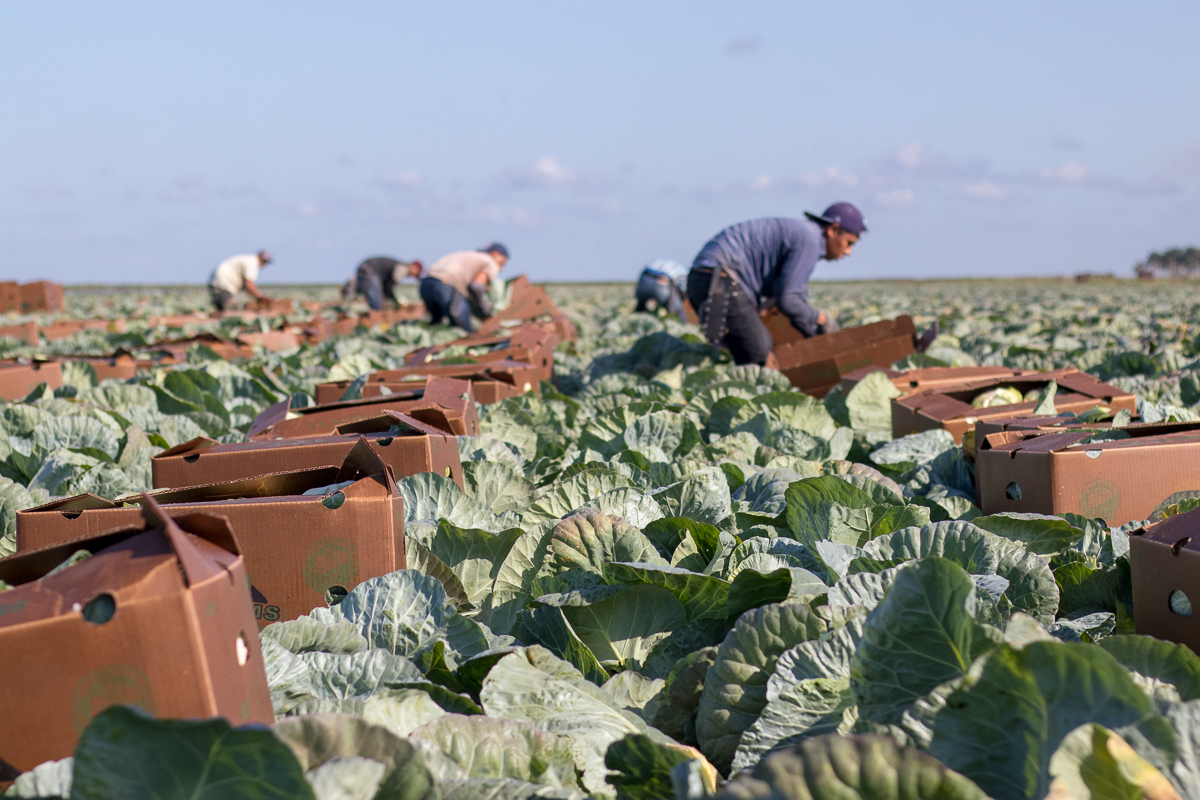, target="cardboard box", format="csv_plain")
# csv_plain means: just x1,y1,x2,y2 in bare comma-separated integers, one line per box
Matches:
892,369,1136,444
405,324,558,382
0,282,21,313
762,313,918,398
248,376,480,439
839,366,1039,395
0,359,63,400
18,441,404,628
81,352,139,382
40,319,127,341
18,281,64,314
475,275,575,341
153,412,463,490
1129,509,1200,652
0,498,274,775
237,329,301,353
314,362,540,406
976,421,1200,525
0,322,39,346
